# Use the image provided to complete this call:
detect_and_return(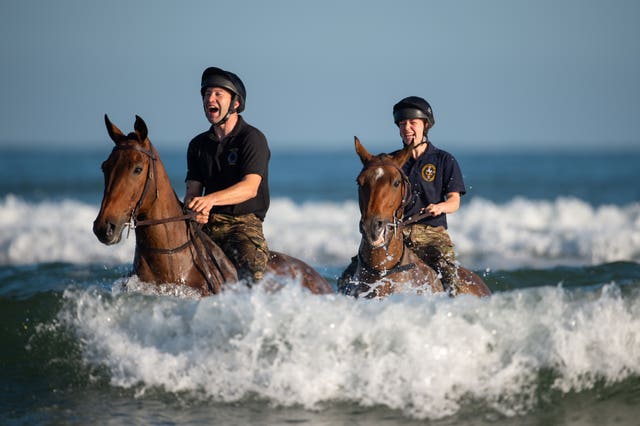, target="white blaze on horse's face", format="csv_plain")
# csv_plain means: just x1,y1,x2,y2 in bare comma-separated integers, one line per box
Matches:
373,167,384,181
